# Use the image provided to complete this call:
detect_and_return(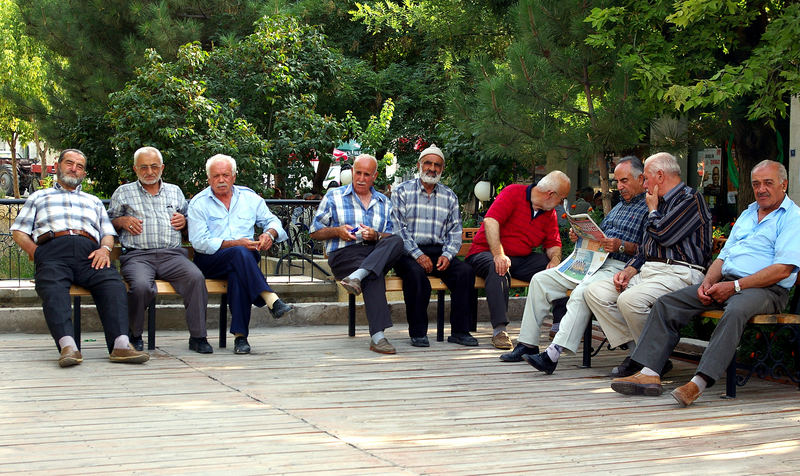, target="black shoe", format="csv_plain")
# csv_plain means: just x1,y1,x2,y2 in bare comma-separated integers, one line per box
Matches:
523,352,558,374
410,336,430,347
189,337,213,354
499,343,539,362
447,333,479,347
233,336,251,354
130,335,144,352
610,356,643,378
270,299,294,319
660,359,673,377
